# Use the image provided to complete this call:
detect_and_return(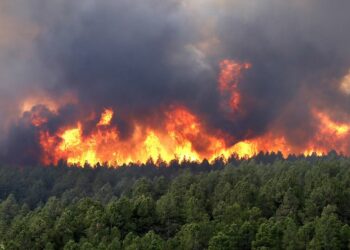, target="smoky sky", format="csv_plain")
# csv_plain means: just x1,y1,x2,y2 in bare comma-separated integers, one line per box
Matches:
1,0,350,164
